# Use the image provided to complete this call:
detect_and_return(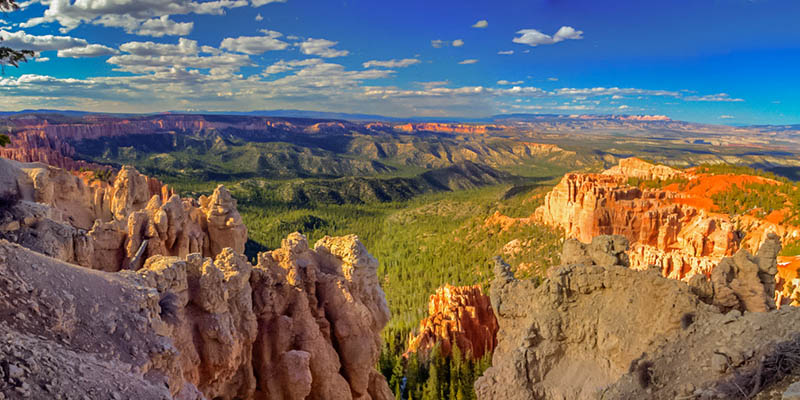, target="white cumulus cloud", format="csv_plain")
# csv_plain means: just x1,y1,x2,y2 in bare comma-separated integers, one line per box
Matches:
298,38,348,58
452,39,464,47
20,0,249,34
513,26,583,47
0,29,88,52
58,44,118,58
136,16,193,37
220,31,288,54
